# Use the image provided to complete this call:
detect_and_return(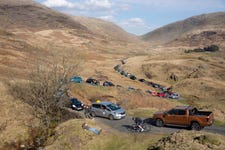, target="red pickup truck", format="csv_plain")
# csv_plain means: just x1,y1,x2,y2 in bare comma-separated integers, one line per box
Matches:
152,106,214,130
